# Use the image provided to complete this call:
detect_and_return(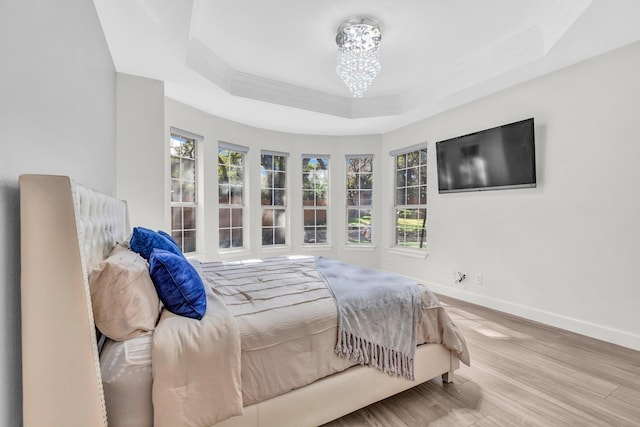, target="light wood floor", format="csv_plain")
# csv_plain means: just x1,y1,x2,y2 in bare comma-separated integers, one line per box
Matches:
322,295,640,426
